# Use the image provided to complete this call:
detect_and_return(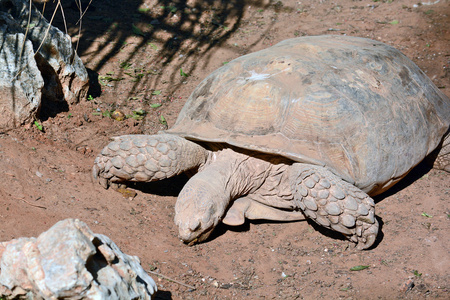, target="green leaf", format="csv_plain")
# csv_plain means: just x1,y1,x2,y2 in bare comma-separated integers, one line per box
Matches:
102,110,112,118
132,24,145,36
413,270,422,277
130,109,147,120
159,115,167,125
180,68,189,77
390,20,399,25
421,212,432,218
150,103,162,108
152,90,162,95
34,121,43,131
148,43,158,50
119,62,132,69
350,265,370,271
